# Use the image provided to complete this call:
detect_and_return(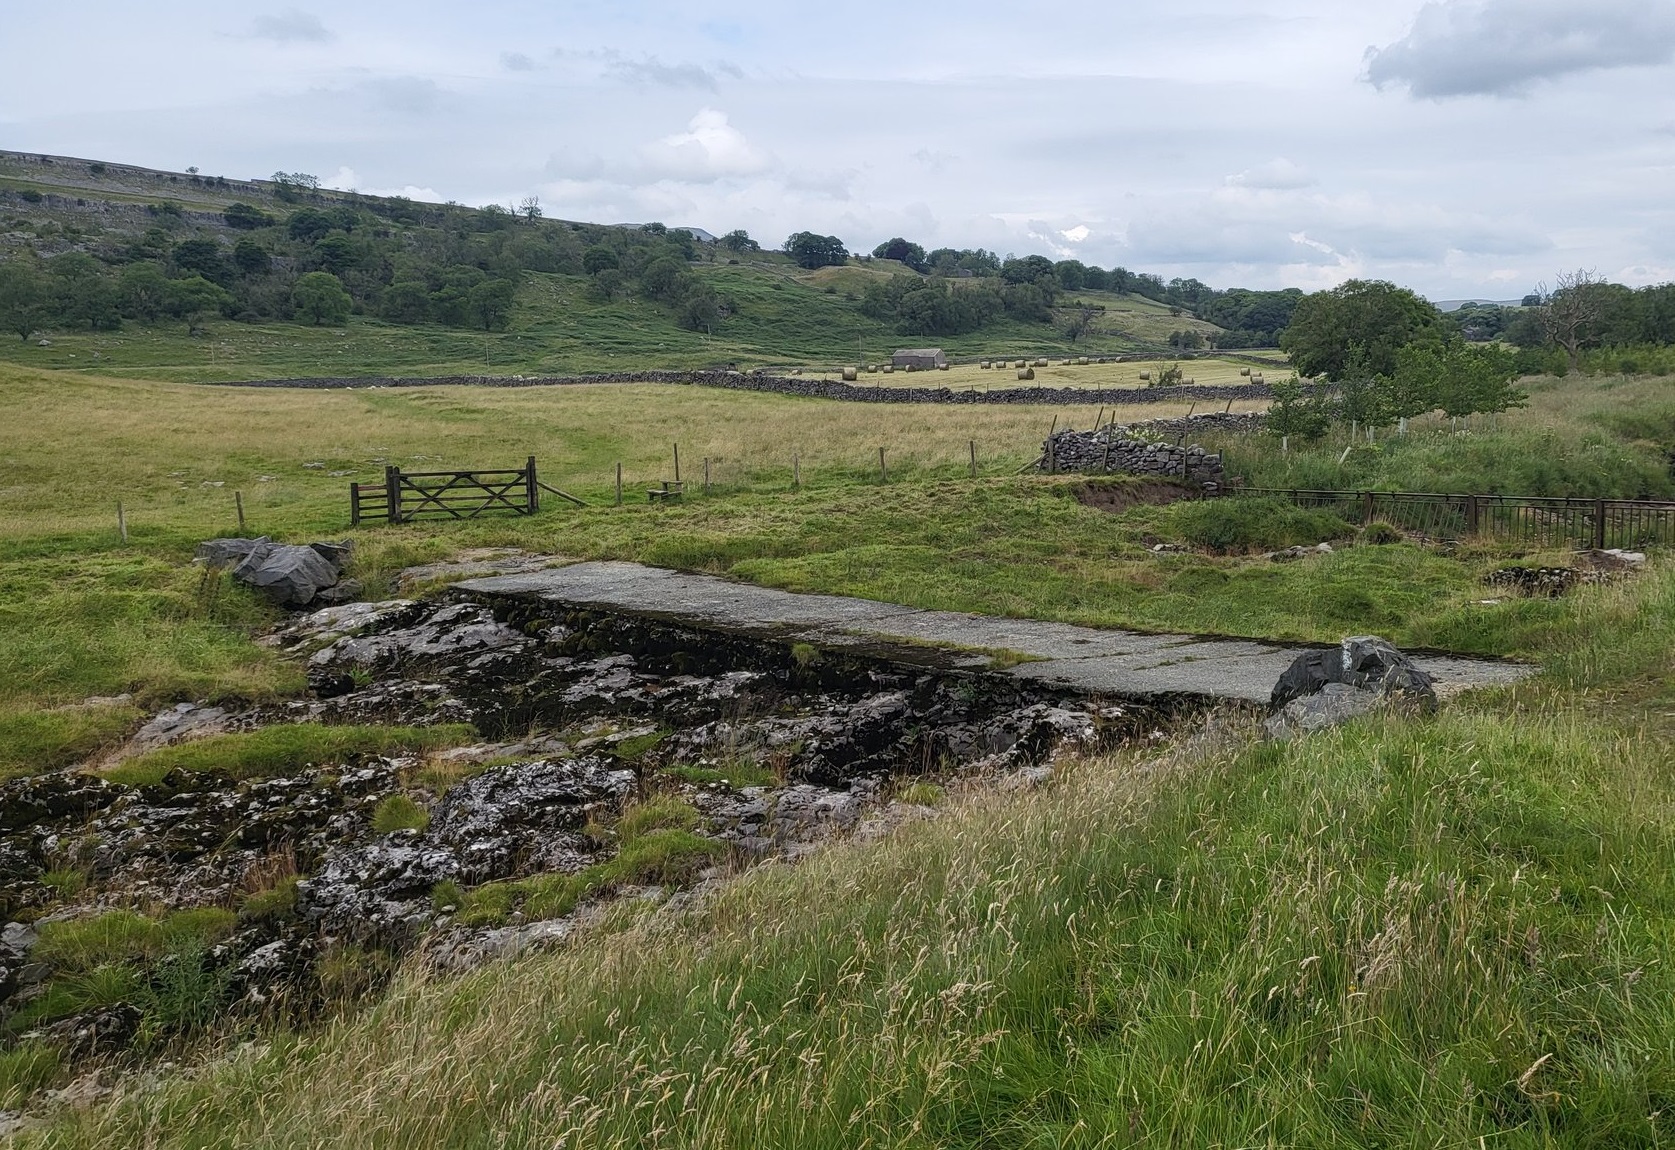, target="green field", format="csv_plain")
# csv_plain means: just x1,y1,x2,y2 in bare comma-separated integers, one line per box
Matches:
4,303,1675,1142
